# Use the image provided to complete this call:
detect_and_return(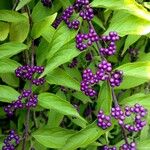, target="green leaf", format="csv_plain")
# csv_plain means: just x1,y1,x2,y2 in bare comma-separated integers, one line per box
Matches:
0,21,9,41
92,16,105,30
16,0,32,11
9,16,29,42
62,122,111,150
121,35,141,55
31,13,57,39
32,127,76,148
0,59,20,73
137,139,150,149
46,68,80,91
105,11,150,36
115,61,150,89
46,22,79,60
41,42,81,77
91,0,150,22
0,42,28,59
96,81,112,114
0,85,19,102
38,93,86,121
0,10,27,22
120,93,150,109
